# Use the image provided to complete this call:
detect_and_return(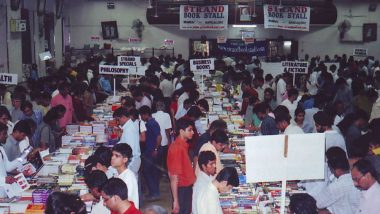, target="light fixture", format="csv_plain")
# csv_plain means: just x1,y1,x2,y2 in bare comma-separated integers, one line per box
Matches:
153,0,158,17
278,0,284,9
252,0,257,18
284,41,292,47
233,24,257,28
147,0,153,9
